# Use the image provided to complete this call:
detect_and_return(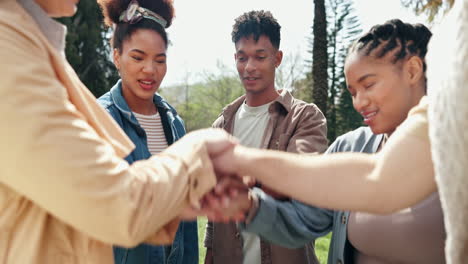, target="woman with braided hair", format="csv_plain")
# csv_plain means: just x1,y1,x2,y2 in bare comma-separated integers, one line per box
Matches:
210,19,446,264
